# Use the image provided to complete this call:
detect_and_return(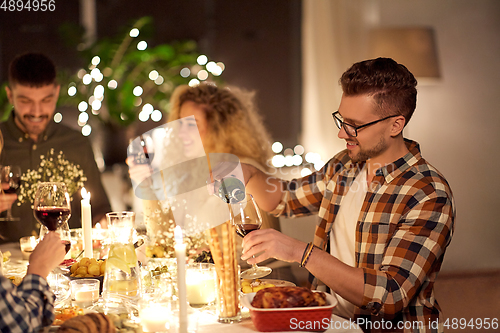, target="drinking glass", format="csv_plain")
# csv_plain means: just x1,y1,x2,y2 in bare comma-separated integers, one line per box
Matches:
0,165,21,221
102,212,141,305
229,194,272,279
33,182,72,253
